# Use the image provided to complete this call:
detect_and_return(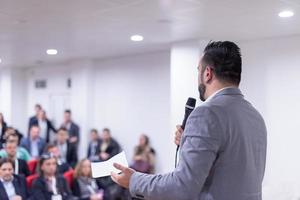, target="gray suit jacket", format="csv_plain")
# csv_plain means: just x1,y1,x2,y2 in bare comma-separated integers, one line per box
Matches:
129,88,267,200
